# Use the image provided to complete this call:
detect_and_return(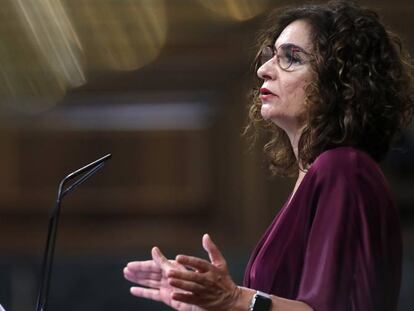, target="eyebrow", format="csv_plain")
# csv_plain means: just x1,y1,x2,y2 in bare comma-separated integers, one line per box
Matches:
275,43,311,55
